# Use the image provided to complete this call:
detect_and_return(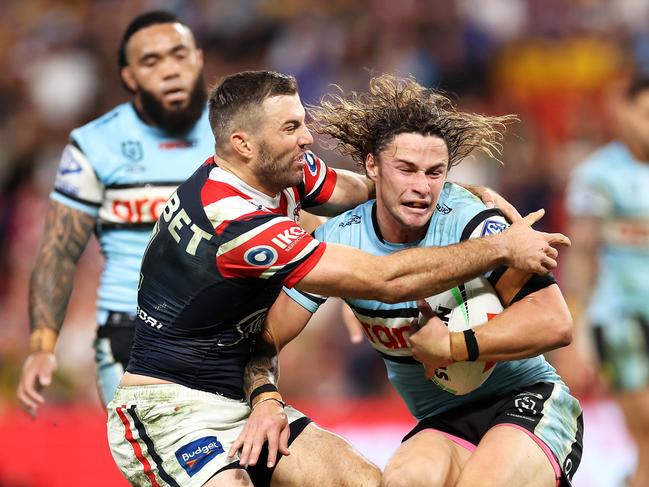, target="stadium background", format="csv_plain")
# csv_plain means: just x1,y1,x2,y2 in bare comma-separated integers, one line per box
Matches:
0,0,643,485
